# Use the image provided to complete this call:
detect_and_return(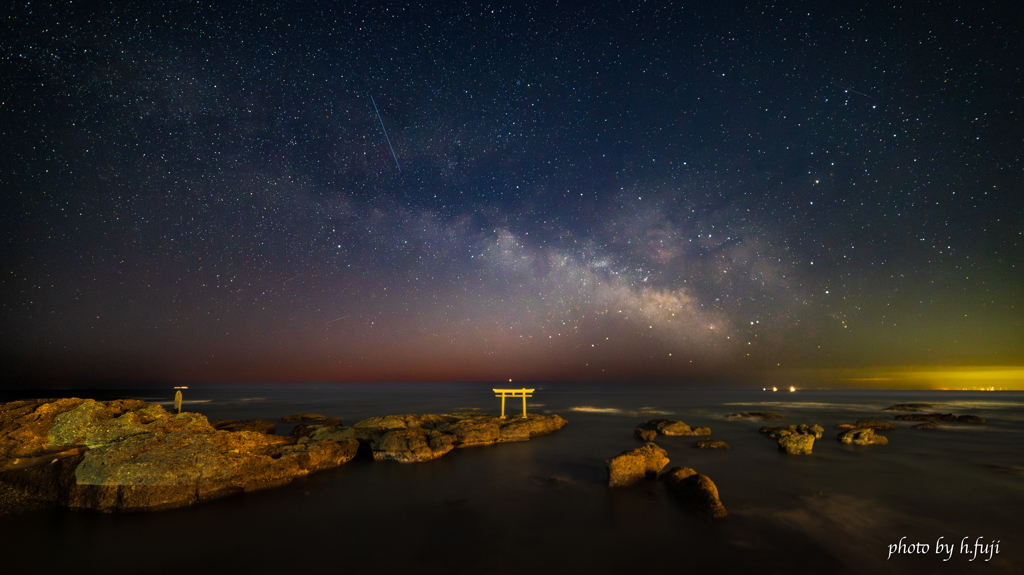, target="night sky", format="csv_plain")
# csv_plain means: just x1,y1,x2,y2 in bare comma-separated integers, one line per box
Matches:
2,1,1022,388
